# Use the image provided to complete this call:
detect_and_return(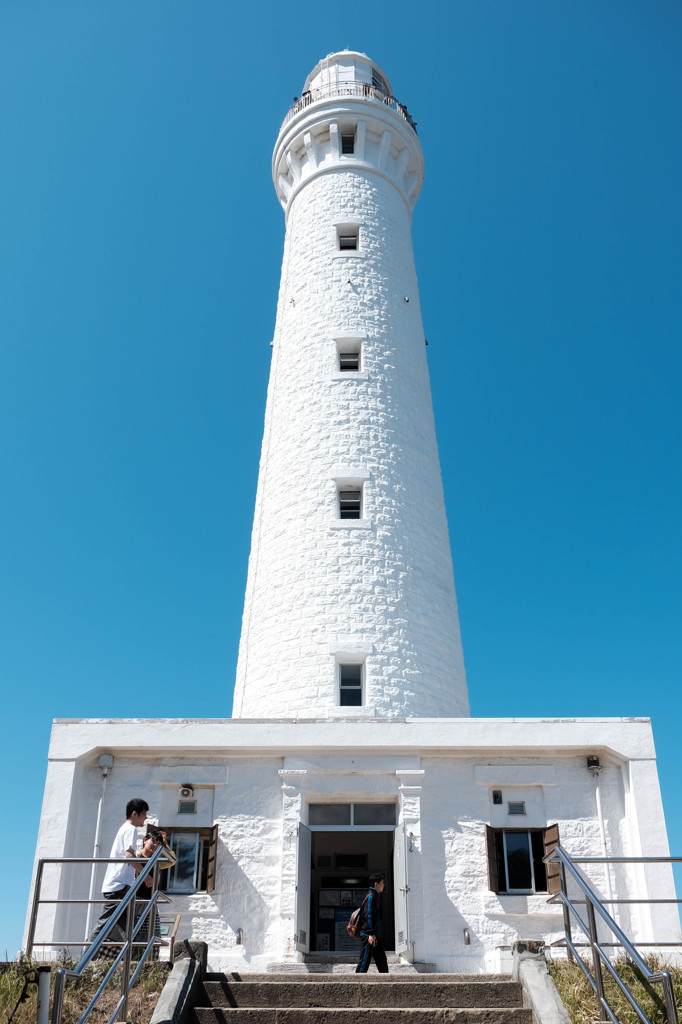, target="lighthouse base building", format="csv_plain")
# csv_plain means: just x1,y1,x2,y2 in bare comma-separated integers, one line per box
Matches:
25,50,678,972
29,716,677,972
